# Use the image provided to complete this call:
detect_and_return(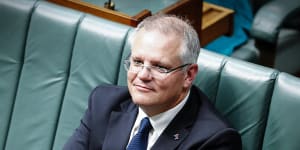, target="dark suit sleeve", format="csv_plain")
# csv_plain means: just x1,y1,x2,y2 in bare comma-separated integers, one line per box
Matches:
63,88,95,150
63,85,130,150
63,108,91,150
198,128,242,150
